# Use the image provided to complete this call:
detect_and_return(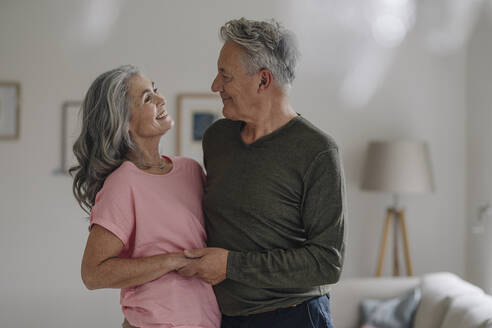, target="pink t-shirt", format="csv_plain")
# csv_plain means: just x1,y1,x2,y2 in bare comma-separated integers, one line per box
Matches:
90,156,221,328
